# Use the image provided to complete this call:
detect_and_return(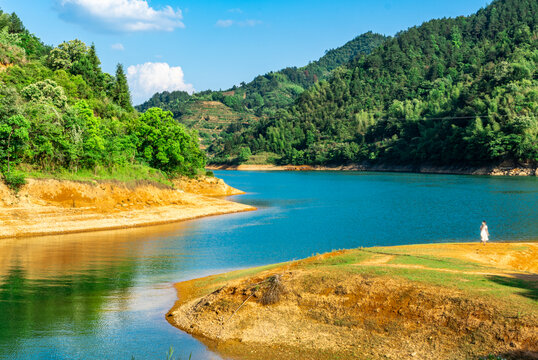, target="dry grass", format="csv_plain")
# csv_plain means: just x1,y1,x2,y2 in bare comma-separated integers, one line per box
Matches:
260,275,285,305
